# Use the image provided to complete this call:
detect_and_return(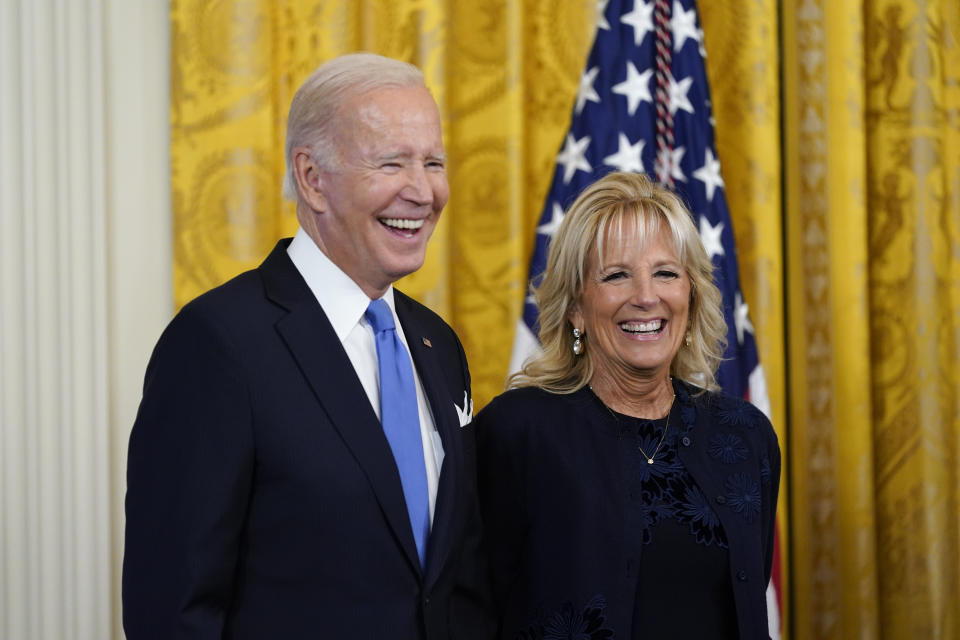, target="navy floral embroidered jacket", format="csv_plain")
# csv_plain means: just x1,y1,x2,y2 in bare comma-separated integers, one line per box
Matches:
476,379,780,640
